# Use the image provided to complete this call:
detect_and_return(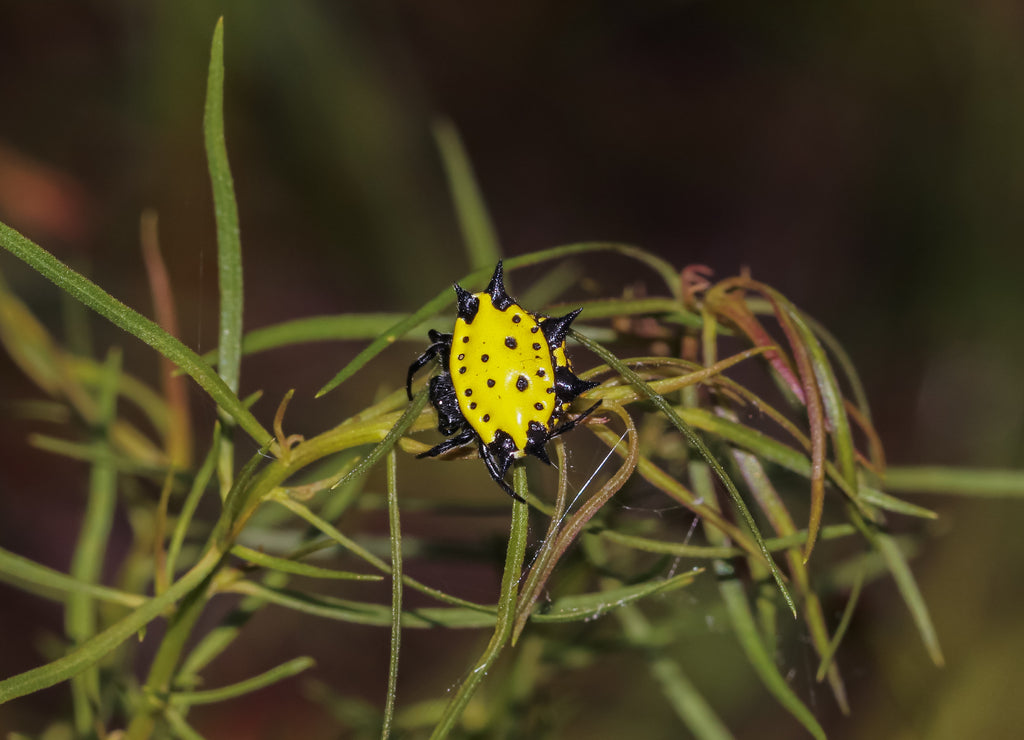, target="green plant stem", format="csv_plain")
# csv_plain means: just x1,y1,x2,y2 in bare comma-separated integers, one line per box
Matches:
66,349,121,734
429,467,530,739
573,329,796,616
125,556,225,740
0,548,222,705
884,465,1024,497
382,450,402,740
